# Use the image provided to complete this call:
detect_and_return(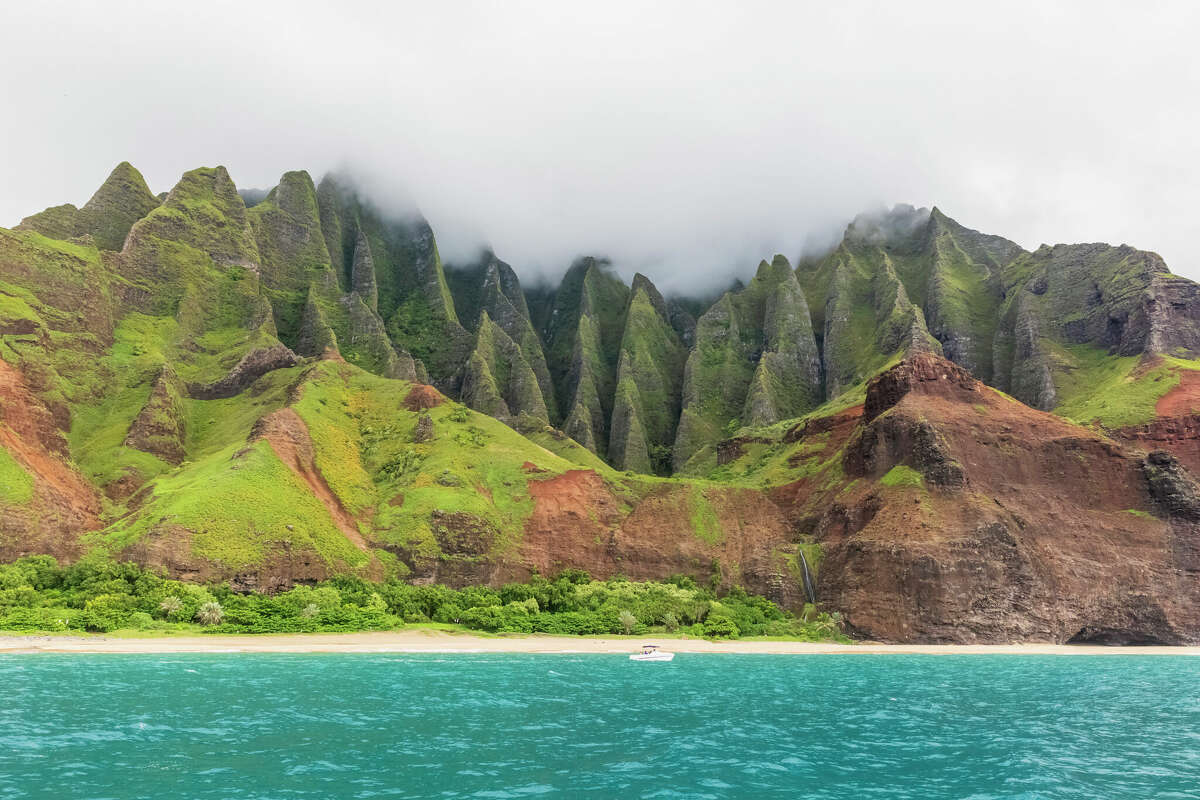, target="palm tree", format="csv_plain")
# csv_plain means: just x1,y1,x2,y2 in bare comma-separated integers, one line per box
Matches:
301,603,319,619
619,610,637,635
158,596,183,618
196,601,224,626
